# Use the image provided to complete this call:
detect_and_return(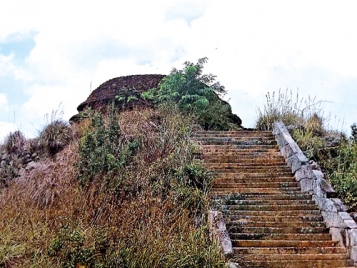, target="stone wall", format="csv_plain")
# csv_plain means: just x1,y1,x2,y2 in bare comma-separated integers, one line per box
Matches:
273,121,357,262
